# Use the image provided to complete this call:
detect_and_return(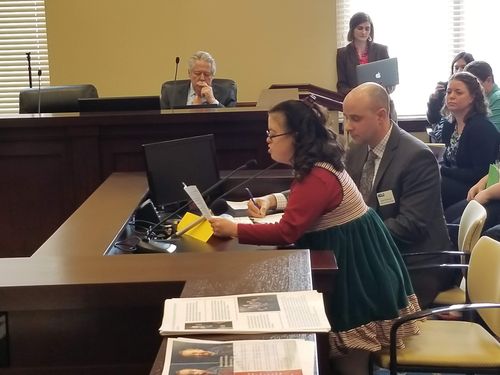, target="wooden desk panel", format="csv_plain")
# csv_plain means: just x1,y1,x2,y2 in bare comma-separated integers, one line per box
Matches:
0,108,272,258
